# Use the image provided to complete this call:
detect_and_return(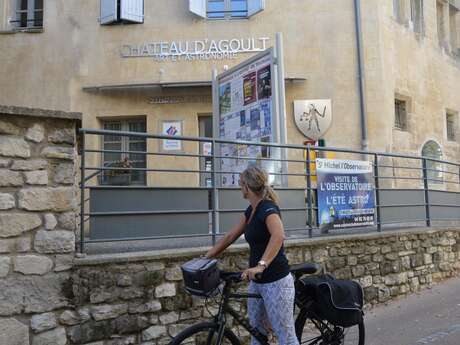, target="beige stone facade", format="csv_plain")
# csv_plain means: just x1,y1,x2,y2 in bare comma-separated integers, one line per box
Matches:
0,0,459,187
